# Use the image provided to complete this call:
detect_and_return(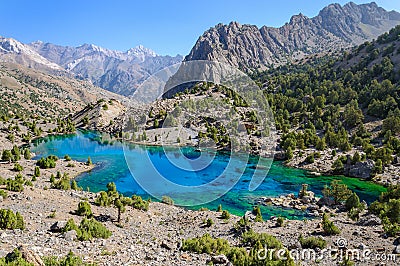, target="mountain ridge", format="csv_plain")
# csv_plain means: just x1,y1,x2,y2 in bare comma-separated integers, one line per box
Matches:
0,36,183,96
185,1,400,70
